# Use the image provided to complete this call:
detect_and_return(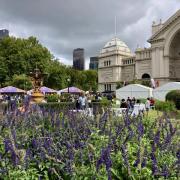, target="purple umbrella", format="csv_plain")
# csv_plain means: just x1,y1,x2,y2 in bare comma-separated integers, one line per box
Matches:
40,86,57,93
0,86,26,93
27,86,57,94
58,86,84,93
